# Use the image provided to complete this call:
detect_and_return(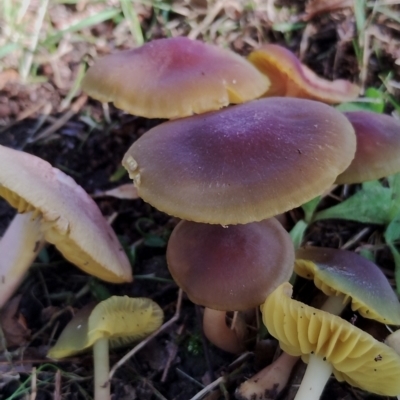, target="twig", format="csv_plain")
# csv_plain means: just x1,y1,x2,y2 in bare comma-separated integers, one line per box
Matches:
54,369,62,400
30,95,87,143
341,227,371,250
176,368,204,389
188,1,224,39
30,367,37,400
189,376,225,400
108,289,183,381
20,0,49,82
